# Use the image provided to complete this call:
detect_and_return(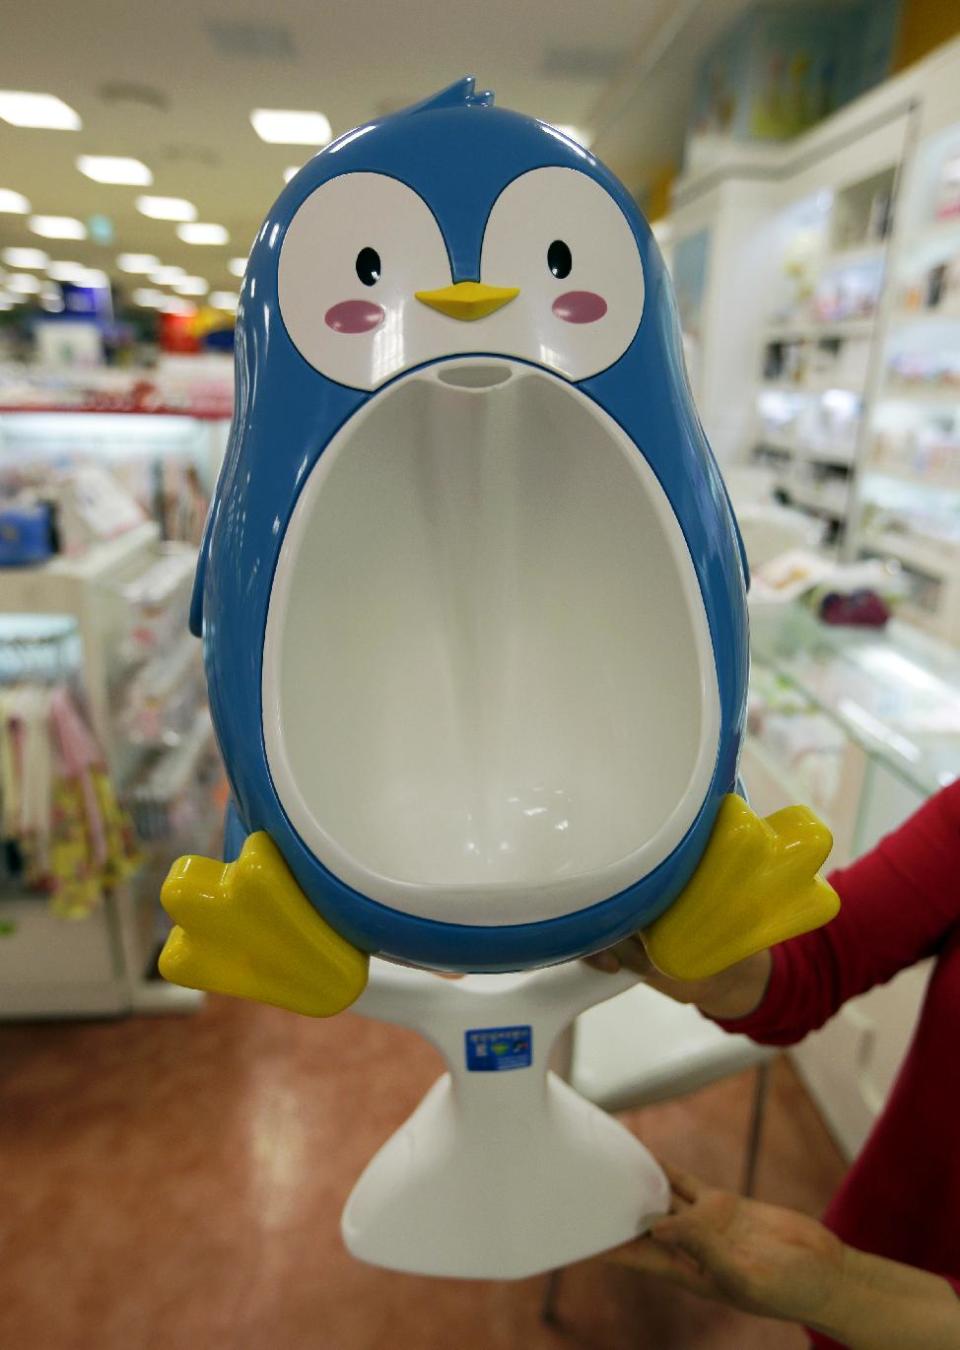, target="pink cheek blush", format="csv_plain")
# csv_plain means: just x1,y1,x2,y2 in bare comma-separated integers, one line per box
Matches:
552,290,608,324
324,299,385,333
